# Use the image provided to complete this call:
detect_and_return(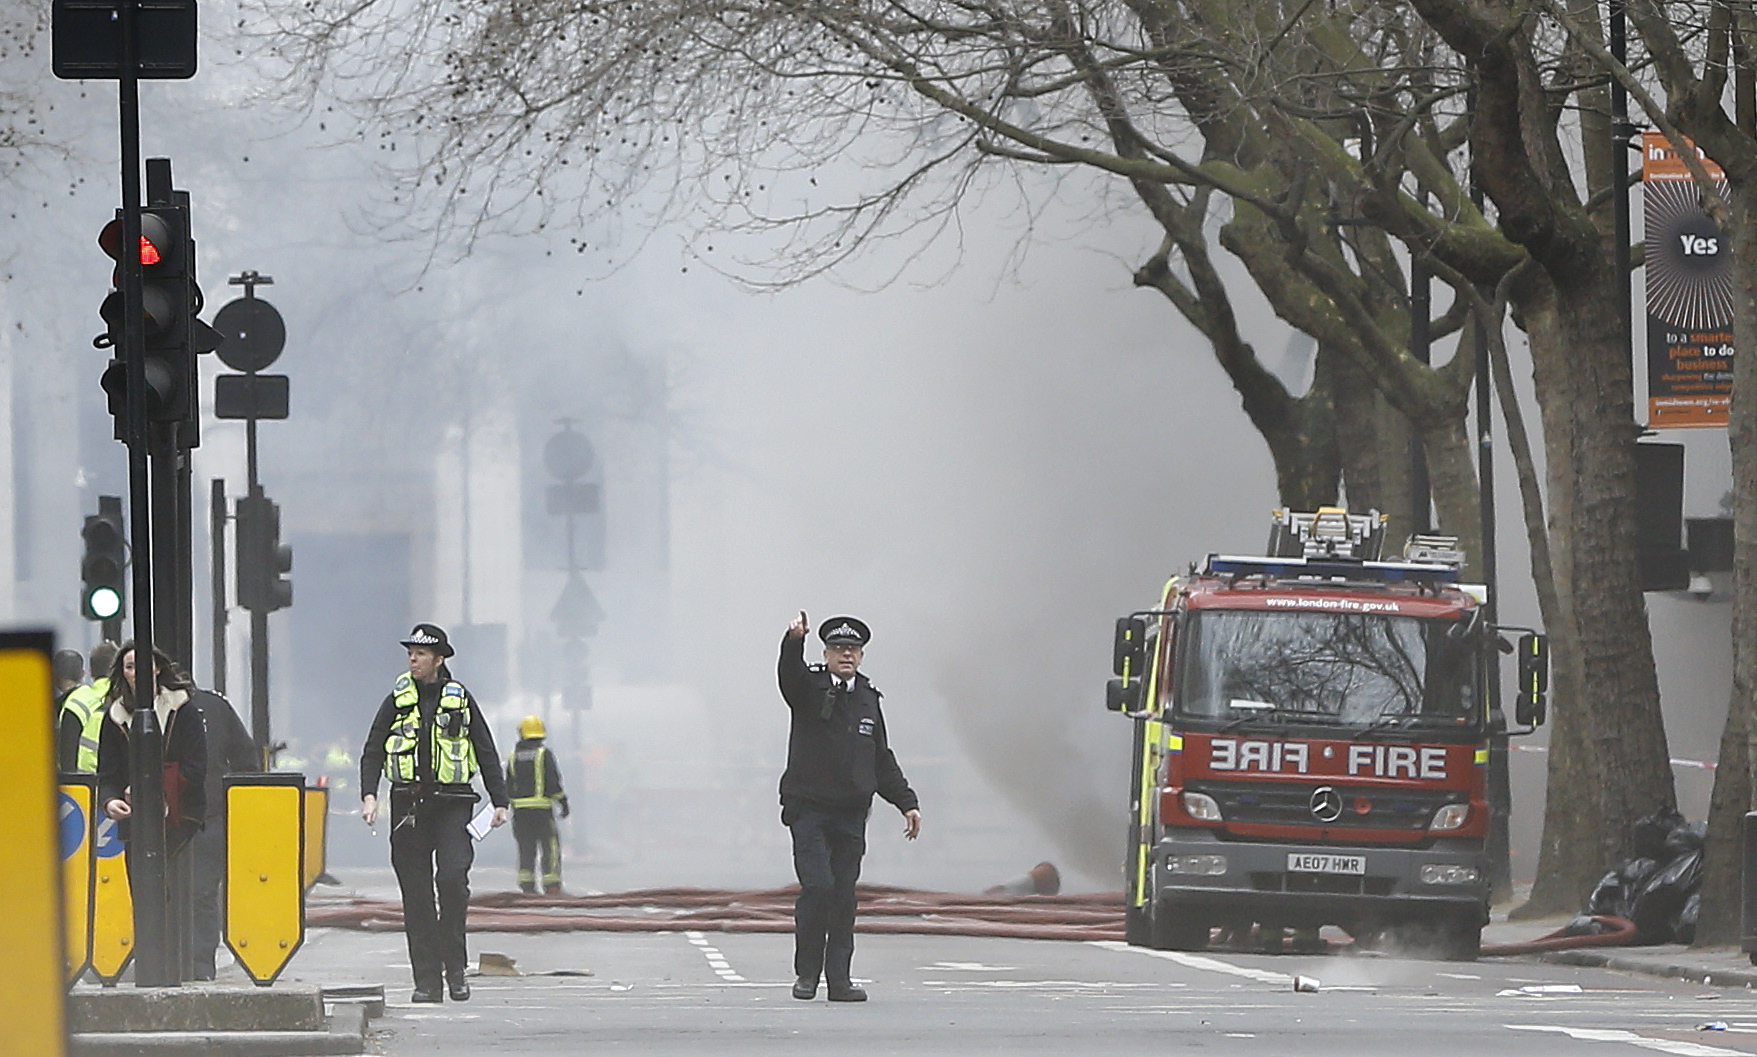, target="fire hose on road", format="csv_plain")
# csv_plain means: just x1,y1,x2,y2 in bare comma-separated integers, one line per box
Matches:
308,884,1129,942
306,883,1640,952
